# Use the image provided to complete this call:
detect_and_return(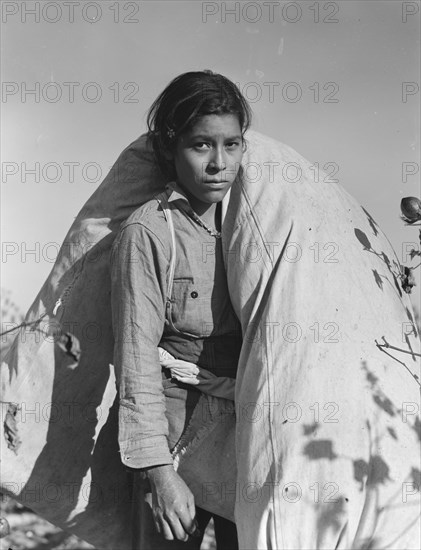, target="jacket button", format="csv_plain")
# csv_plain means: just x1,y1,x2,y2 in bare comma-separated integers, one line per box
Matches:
190,291,198,299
